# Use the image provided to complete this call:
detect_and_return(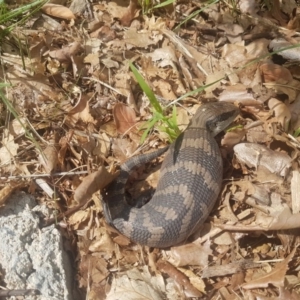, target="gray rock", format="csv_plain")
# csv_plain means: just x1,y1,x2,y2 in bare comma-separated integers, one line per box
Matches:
0,192,72,300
